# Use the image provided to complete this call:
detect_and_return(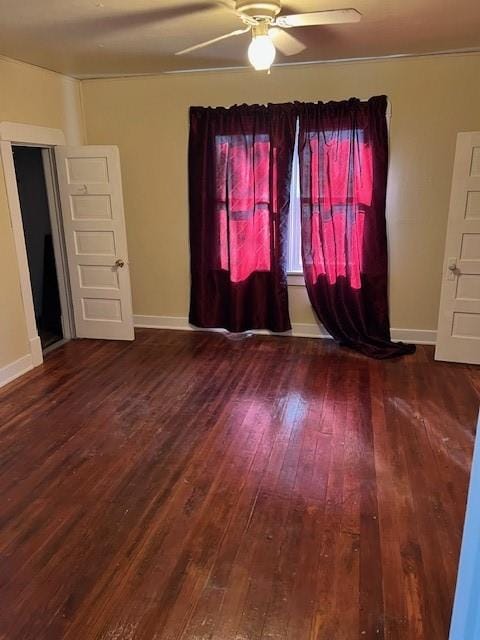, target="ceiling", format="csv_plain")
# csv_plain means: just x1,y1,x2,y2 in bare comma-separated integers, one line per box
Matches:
0,0,479,79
